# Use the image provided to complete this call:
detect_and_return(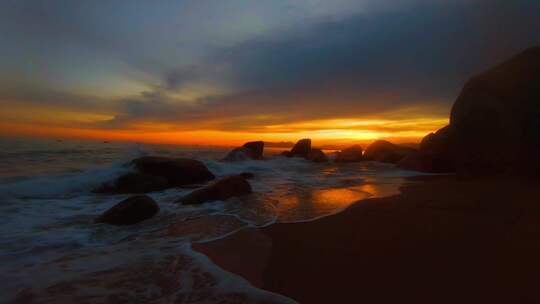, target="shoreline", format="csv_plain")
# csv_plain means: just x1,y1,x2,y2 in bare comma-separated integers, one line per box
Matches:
194,175,540,303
